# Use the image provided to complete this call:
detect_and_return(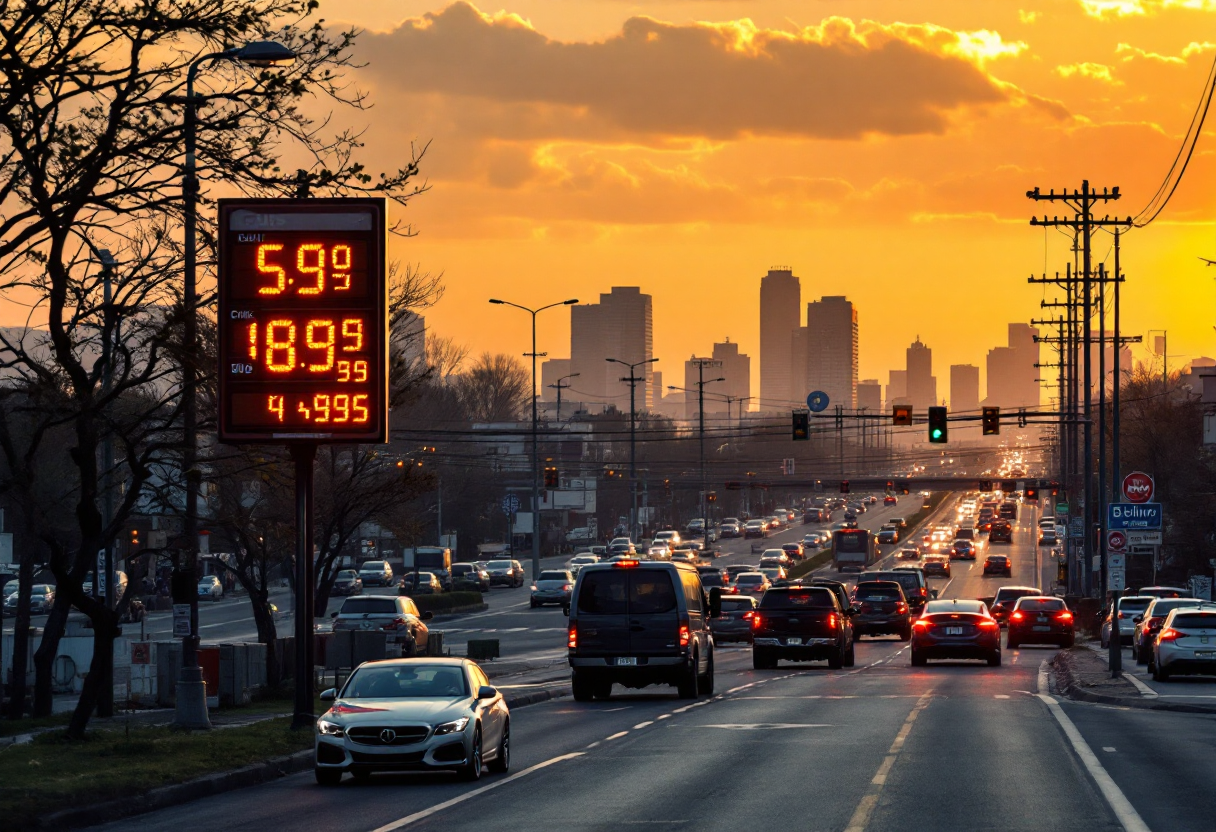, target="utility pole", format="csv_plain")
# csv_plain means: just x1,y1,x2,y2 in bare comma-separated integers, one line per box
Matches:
607,357,659,542
548,372,580,423
690,360,724,541
1027,181,1131,597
